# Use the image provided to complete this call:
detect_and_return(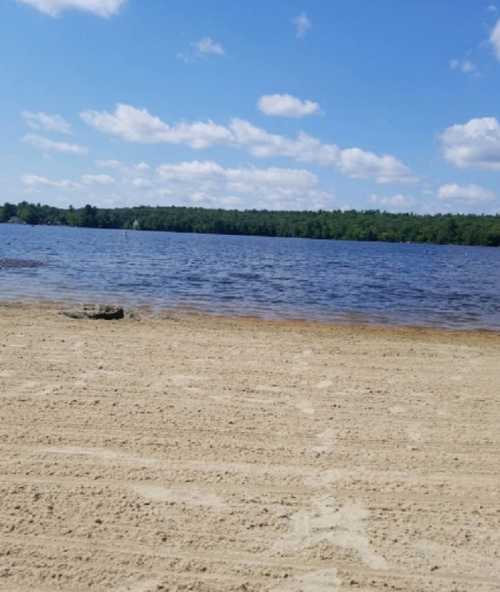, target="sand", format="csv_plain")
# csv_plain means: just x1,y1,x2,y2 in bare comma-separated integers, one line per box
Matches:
0,302,499,592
